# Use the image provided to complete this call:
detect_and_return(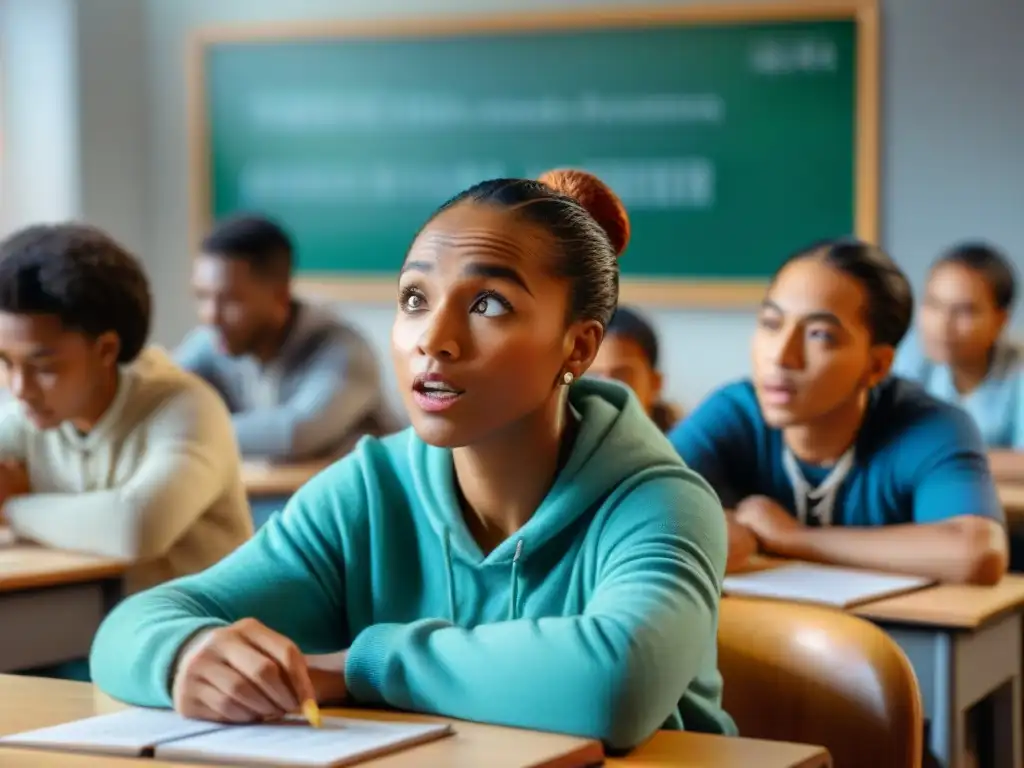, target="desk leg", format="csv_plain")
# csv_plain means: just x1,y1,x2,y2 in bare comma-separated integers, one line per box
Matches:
991,669,1023,768
885,613,1023,768
885,629,962,766
101,577,123,613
